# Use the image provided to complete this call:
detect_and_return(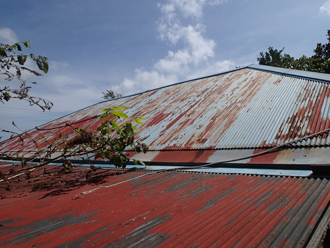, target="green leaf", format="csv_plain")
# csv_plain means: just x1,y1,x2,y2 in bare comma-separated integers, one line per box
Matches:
135,146,141,153
36,60,43,71
139,160,146,166
18,55,23,65
138,115,145,120
133,159,146,166
0,48,7,57
113,106,127,111
31,70,42,76
23,41,31,48
17,55,27,65
15,43,22,51
112,110,128,119
133,118,143,125
35,60,48,73
43,62,49,73
110,120,121,132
